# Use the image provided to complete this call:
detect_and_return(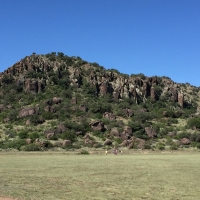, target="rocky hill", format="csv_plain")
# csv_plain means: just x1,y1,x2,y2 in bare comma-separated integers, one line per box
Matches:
0,52,200,151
